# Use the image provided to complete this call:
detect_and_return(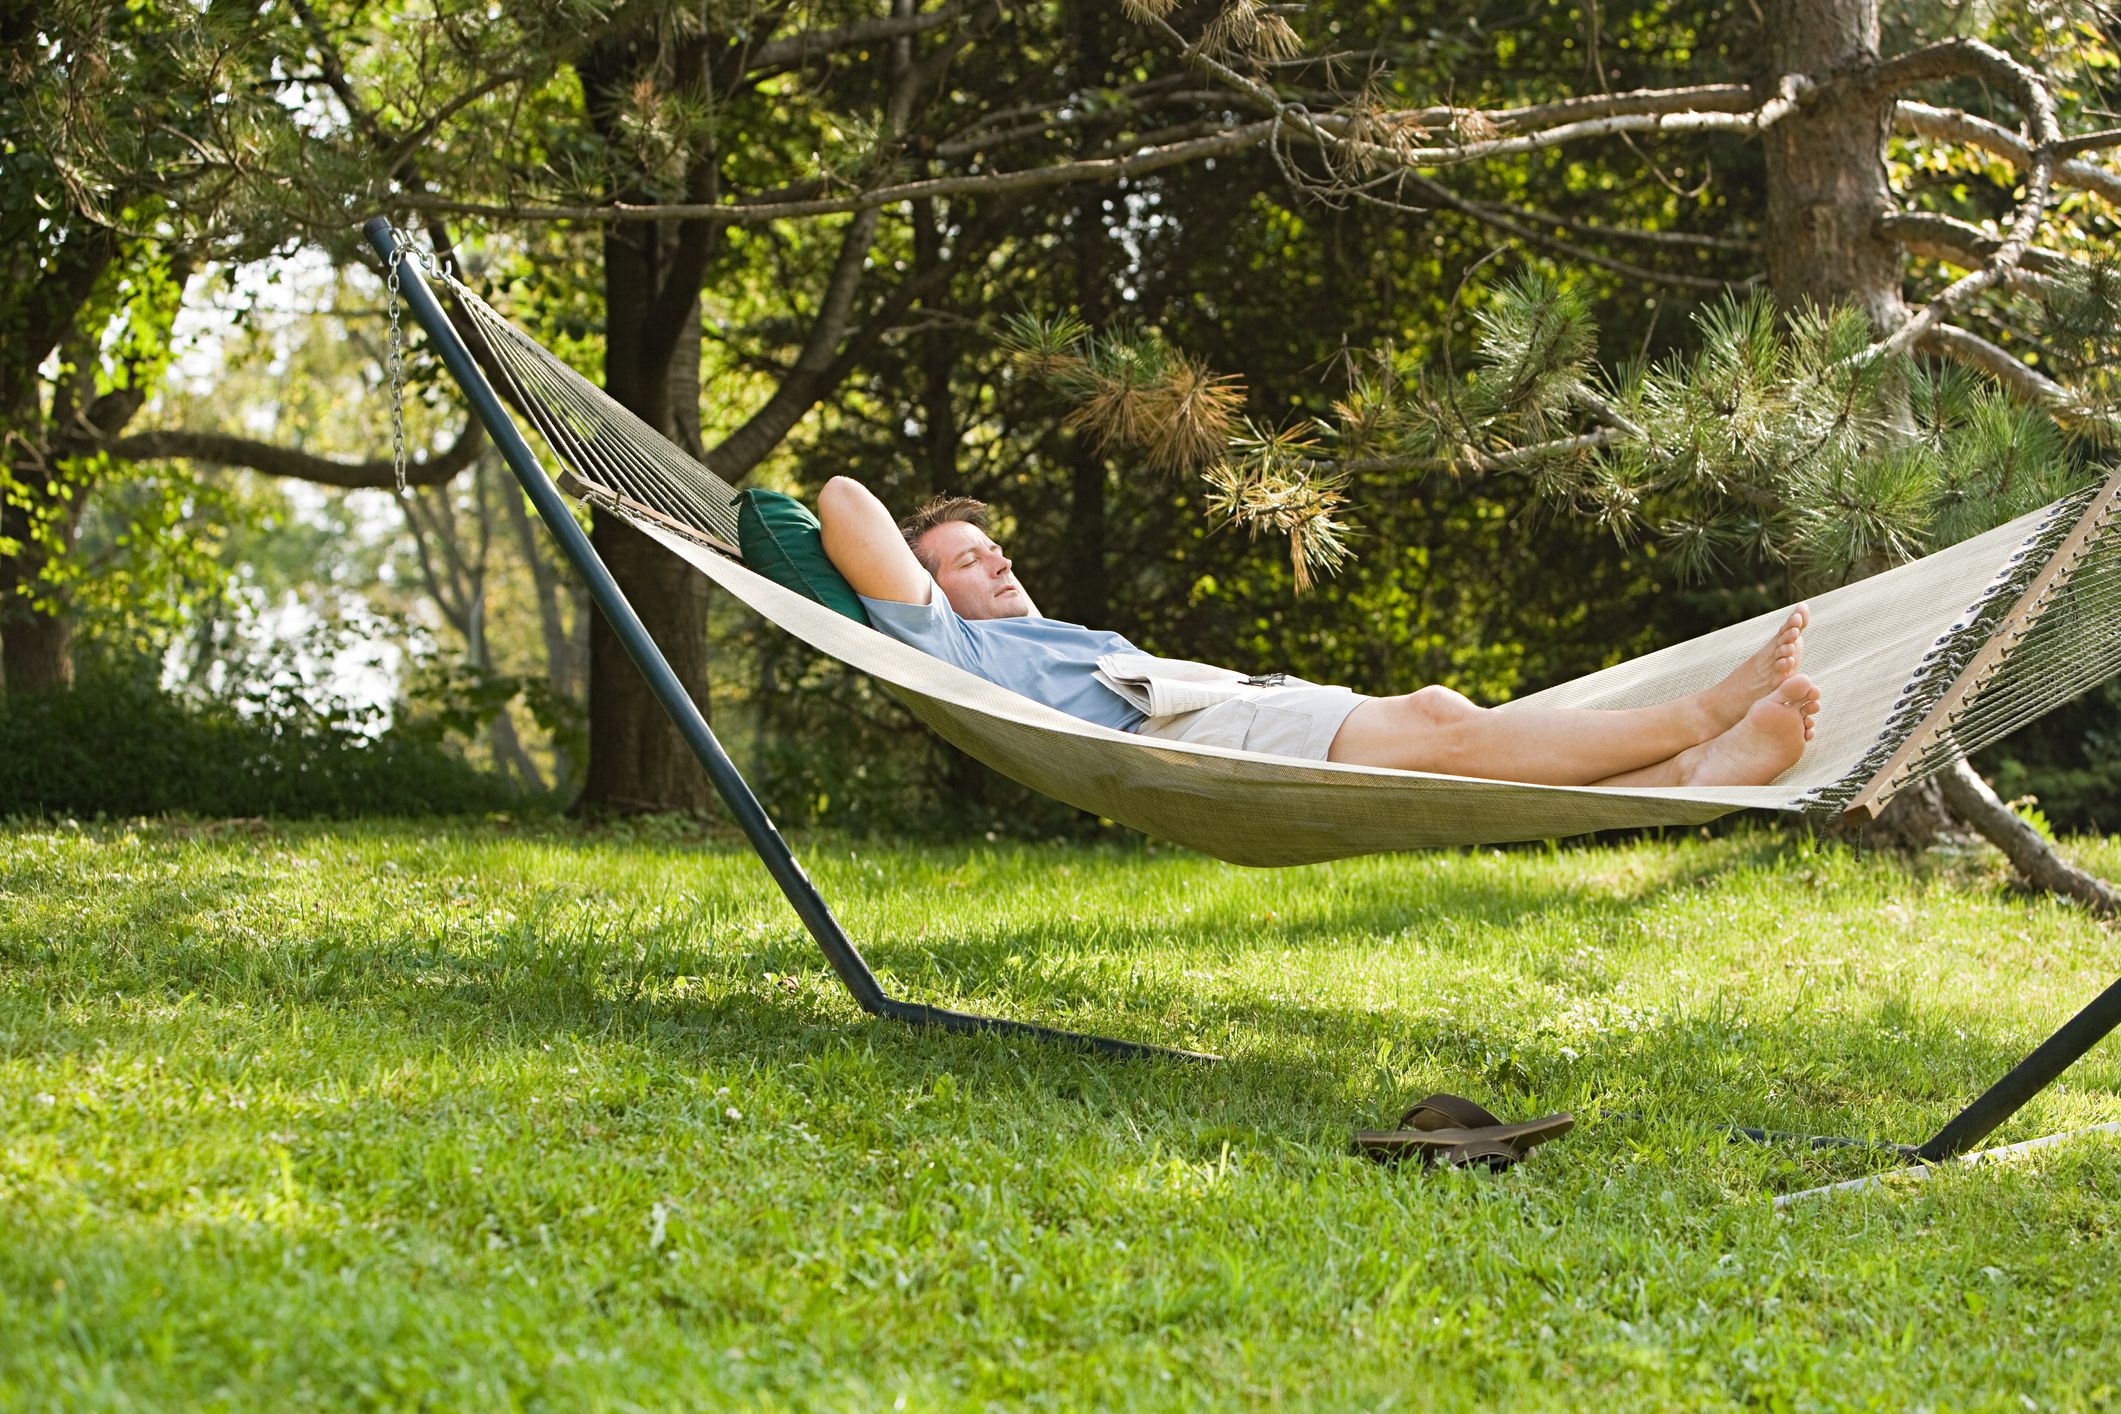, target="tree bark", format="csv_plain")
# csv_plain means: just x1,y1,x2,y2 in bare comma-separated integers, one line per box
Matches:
1759,0,1906,330
1058,0,1113,629
0,587,78,695
912,195,962,496
0,479,88,696
575,36,716,815
1758,0,2110,902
